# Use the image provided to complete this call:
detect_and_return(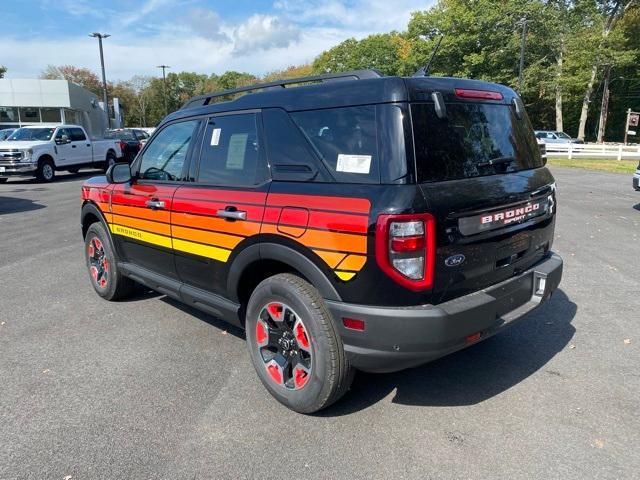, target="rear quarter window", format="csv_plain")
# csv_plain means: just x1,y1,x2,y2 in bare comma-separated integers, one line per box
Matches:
290,105,381,184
